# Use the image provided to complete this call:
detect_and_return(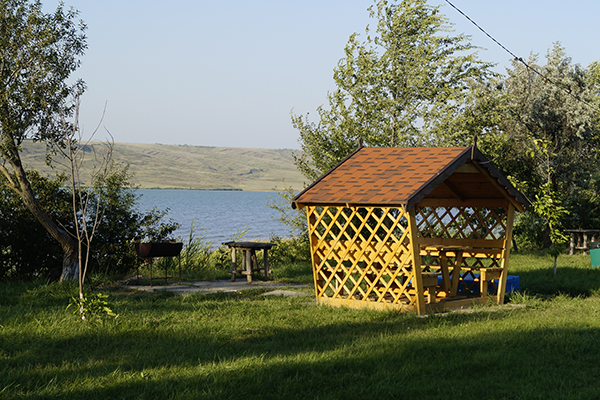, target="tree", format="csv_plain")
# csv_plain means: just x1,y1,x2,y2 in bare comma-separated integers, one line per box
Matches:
0,0,86,280
291,0,495,181
0,170,71,280
57,102,115,316
494,44,600,246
